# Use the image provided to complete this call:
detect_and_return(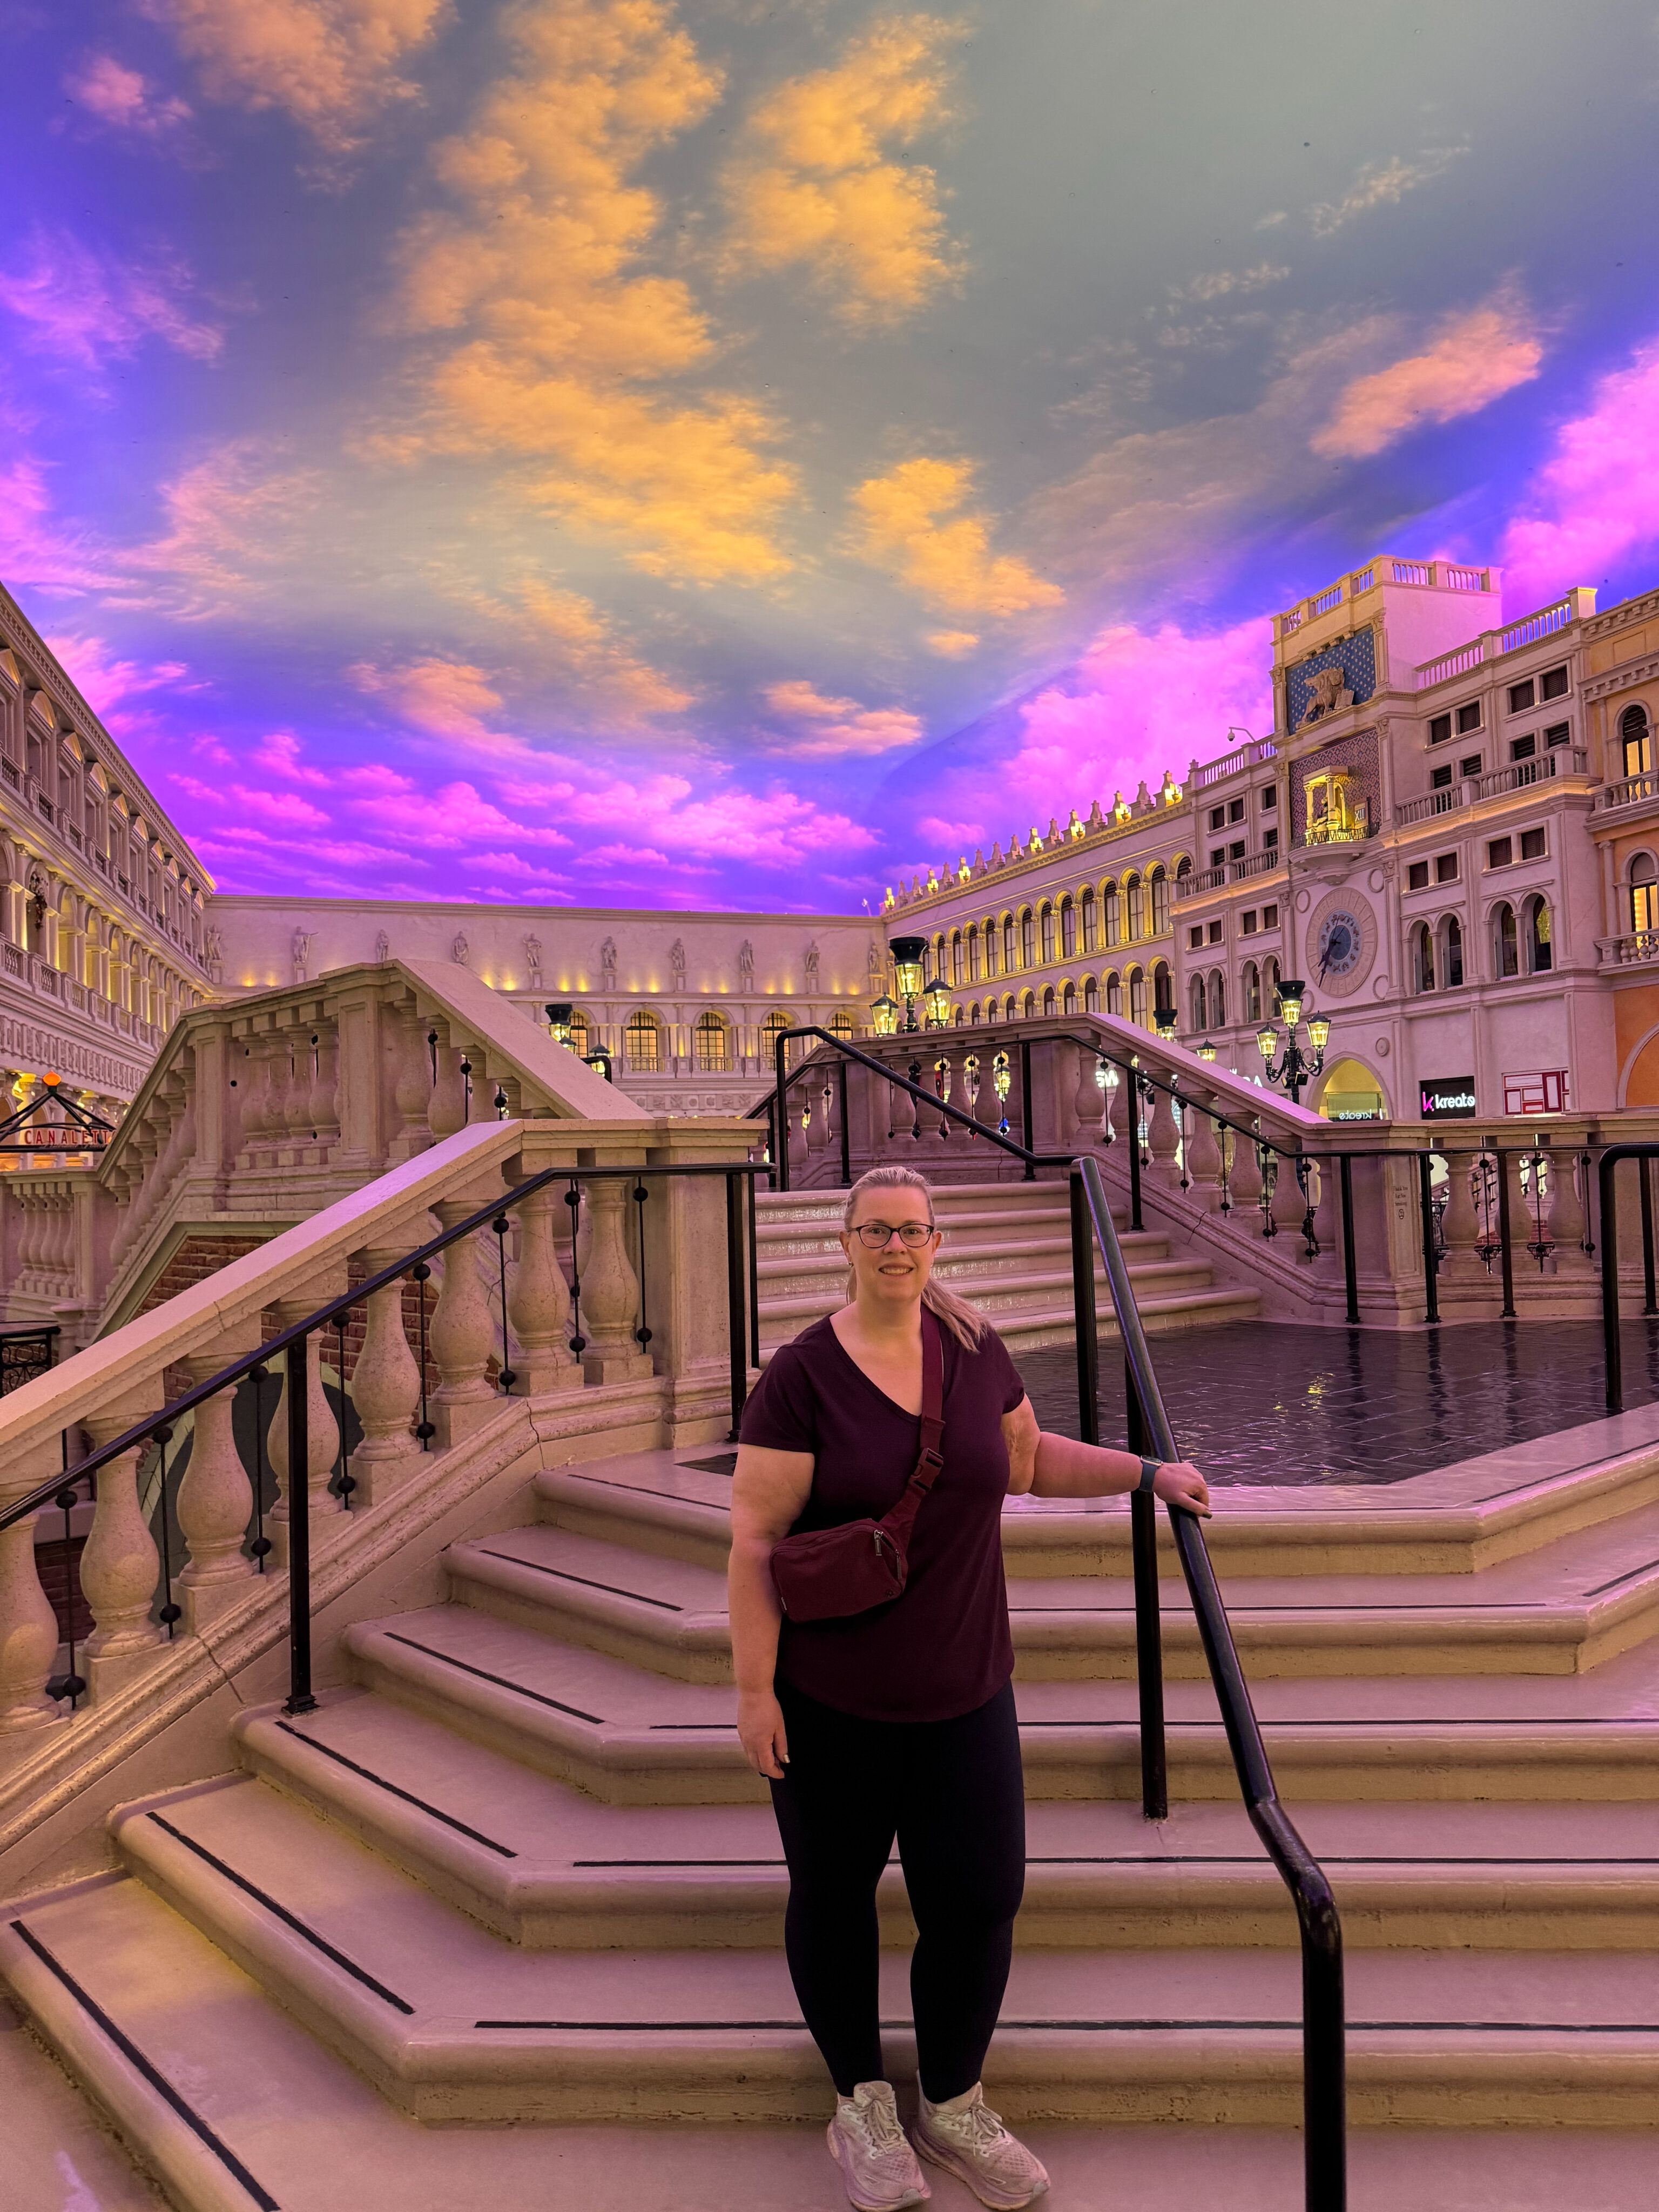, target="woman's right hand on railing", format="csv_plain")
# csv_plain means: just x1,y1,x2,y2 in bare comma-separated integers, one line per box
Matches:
737,1688,791,1779
1154,1460,1213,1518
